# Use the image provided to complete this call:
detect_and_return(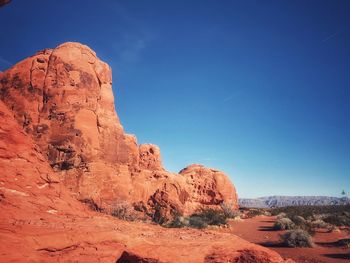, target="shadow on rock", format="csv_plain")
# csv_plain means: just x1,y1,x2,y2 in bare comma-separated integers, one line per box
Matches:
116,251,160,263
